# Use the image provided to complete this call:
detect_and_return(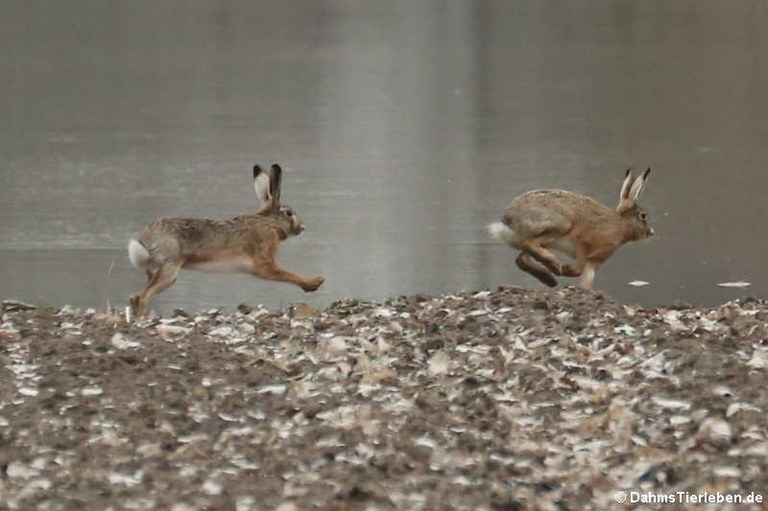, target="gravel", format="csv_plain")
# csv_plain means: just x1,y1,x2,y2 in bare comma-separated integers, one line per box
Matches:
1,287,766,510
